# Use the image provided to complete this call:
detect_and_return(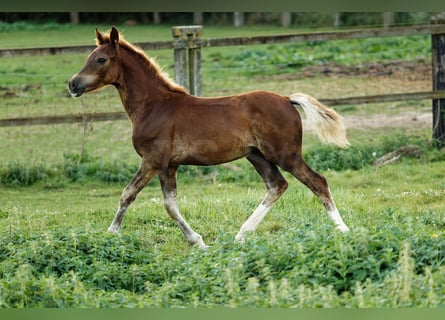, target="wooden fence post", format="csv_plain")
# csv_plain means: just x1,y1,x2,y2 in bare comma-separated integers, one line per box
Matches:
172,27,188,90
431,15,445,146
172,25,203,96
